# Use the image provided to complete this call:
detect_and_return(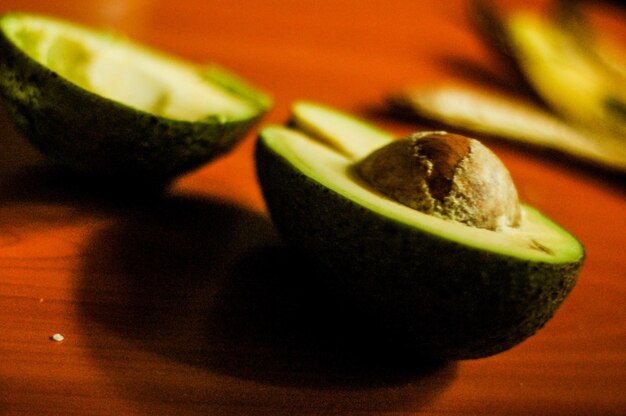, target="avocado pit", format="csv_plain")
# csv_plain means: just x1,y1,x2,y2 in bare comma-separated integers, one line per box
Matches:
356,131,521,230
